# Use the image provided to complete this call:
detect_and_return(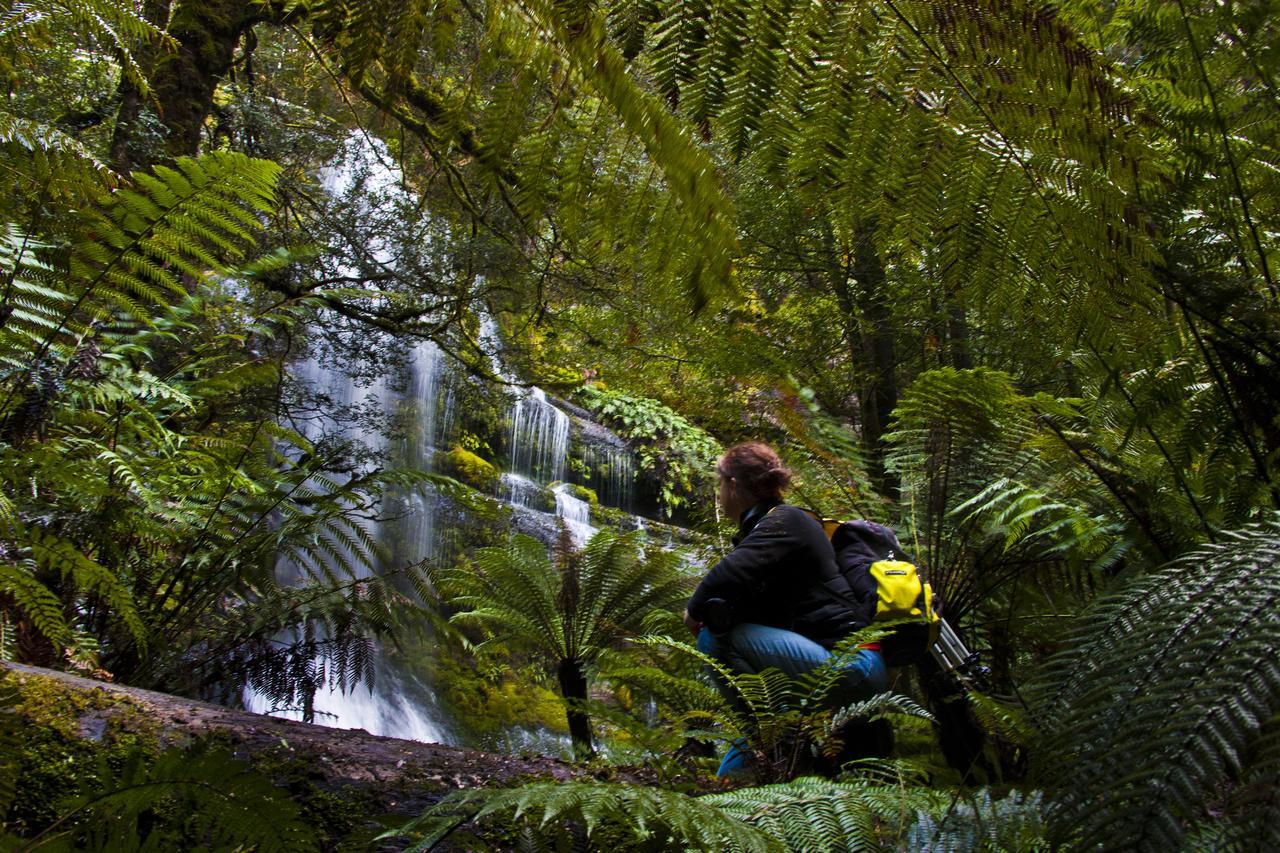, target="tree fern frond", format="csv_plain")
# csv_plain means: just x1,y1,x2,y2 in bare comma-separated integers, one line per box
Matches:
28,530,147,649
1031,518,1280,850
0,113,114,177
386,780,783,852
0,559,71,650
37,742,317,852
907,788,1050,852
704,775,947,852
